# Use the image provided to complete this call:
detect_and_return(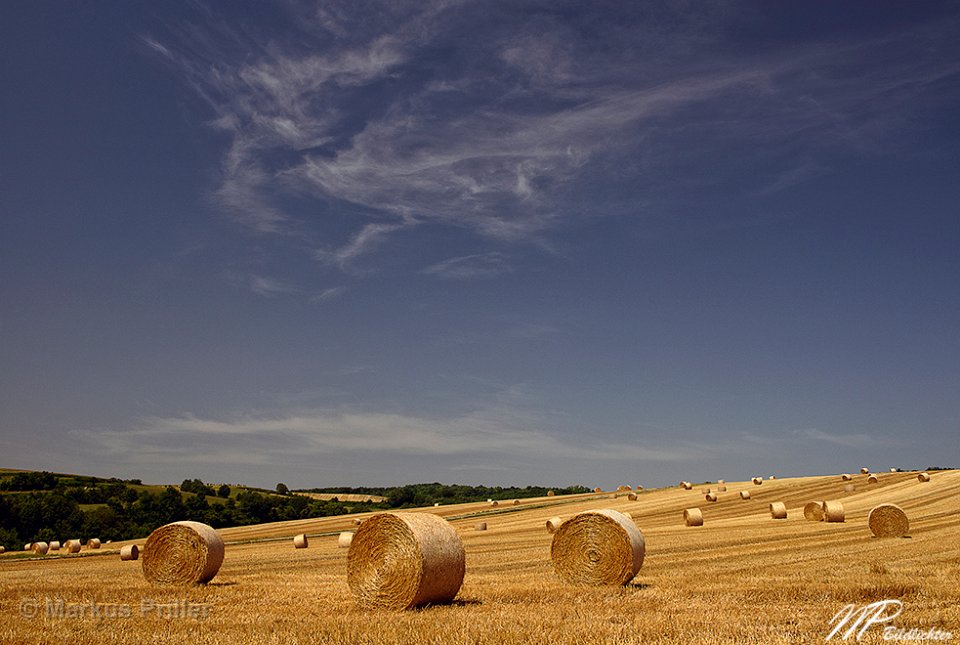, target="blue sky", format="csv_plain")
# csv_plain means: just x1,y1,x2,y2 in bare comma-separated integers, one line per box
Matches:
1,1,958,489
